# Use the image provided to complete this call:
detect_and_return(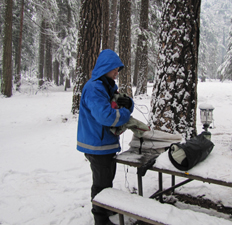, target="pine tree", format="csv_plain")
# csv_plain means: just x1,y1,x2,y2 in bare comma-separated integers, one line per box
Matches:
148,0,201,139
72,0,102,114
198,0,232,79
132,0,161,86
14,0,37,81
147,0,162,82
38,18,46,87
119,0,132,97
1,0,13,97
108,0,118,51
64,2,72,90
134,0,149,96
44,22,53,82
217,18,232,81
15,0,24,91
102,0,109,49
54,0,79,88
